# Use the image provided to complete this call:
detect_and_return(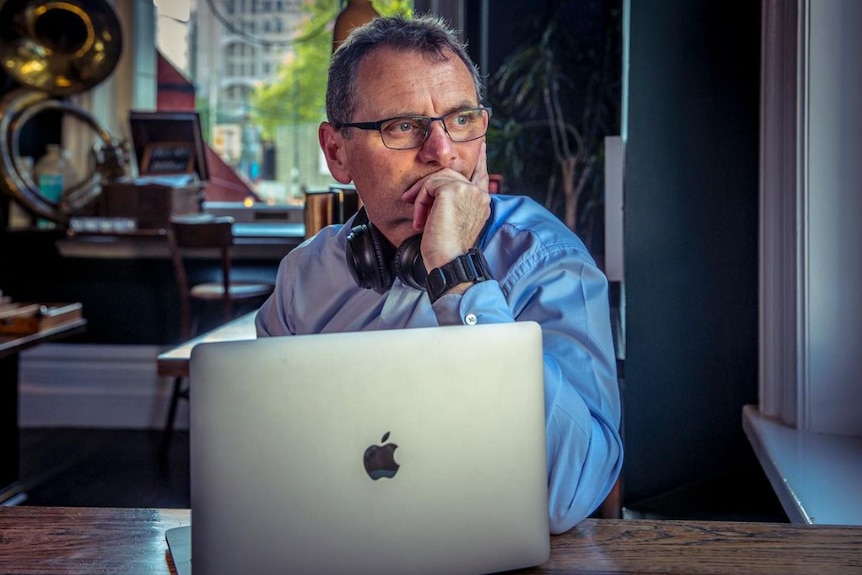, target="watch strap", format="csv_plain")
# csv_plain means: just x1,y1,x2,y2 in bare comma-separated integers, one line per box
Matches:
425,248,491,303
